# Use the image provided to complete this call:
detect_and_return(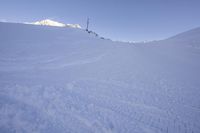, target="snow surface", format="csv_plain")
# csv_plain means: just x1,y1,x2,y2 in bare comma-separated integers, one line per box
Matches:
0,22,200,133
